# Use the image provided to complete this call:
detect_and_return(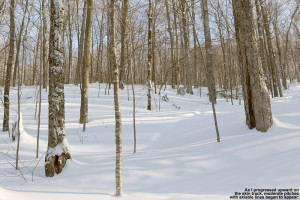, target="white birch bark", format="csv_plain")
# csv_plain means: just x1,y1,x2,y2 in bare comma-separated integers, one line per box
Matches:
45,0,70,177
